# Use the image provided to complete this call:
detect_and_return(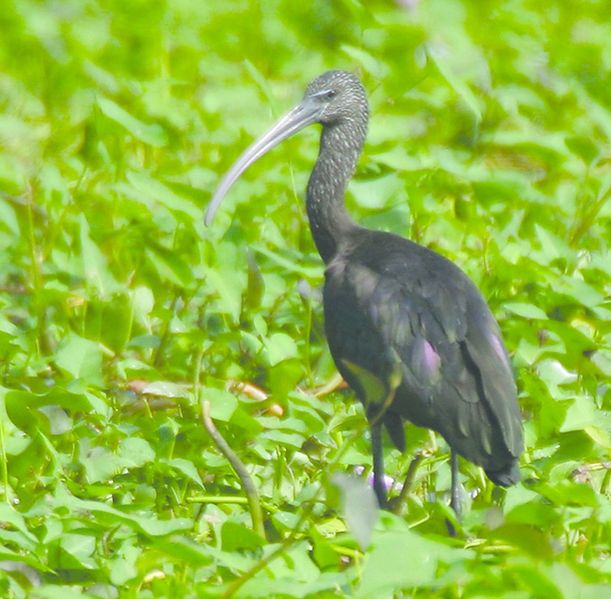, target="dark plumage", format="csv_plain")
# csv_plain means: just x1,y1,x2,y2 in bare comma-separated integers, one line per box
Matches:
205,71,523,515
